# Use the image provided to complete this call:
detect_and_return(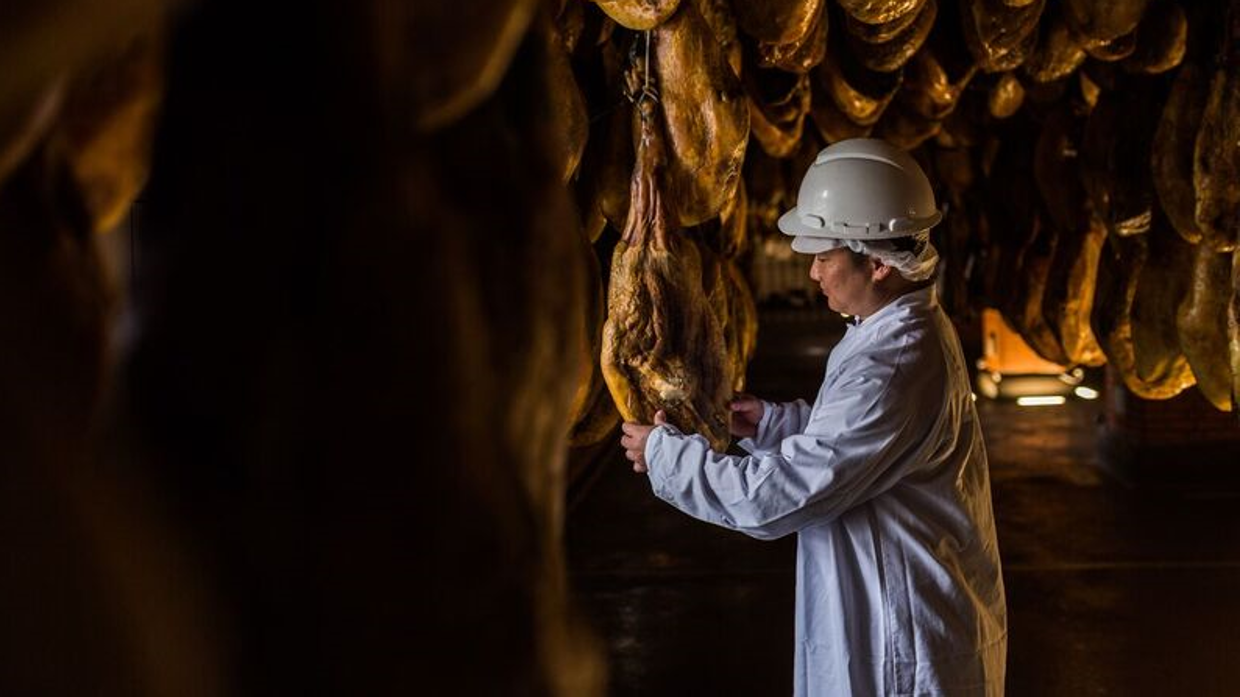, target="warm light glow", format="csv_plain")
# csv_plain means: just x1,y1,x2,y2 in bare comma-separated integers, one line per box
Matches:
971,393,977,402
1016,395,1066,407
1074,386,1099,400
